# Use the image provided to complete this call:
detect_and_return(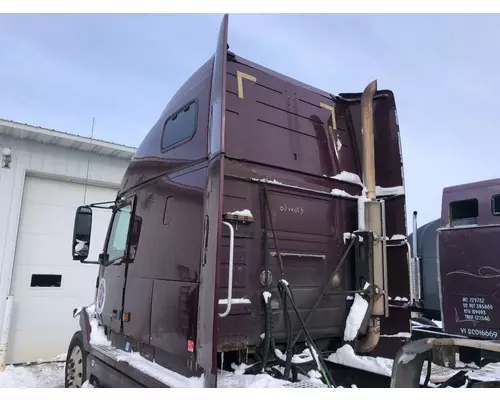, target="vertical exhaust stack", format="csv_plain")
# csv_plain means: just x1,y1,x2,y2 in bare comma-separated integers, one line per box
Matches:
361,80,377,202
360,79,387,317
356,80,388,353
411,211,422,305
